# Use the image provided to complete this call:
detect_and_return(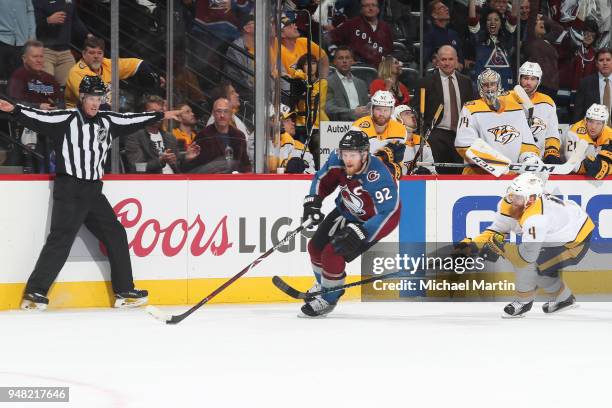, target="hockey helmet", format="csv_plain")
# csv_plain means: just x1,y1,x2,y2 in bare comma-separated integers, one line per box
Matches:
477,69,502,104
519,61,542,84
339,130,370,152
371,90,396,108
585,103,609,122
505,172,544,206
79,75,107,96
392,104,417,125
